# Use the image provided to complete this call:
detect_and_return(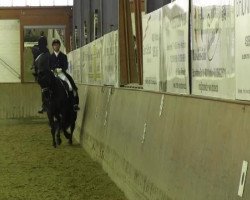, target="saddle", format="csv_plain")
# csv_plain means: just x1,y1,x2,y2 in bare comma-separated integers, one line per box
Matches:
54,69,73,90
